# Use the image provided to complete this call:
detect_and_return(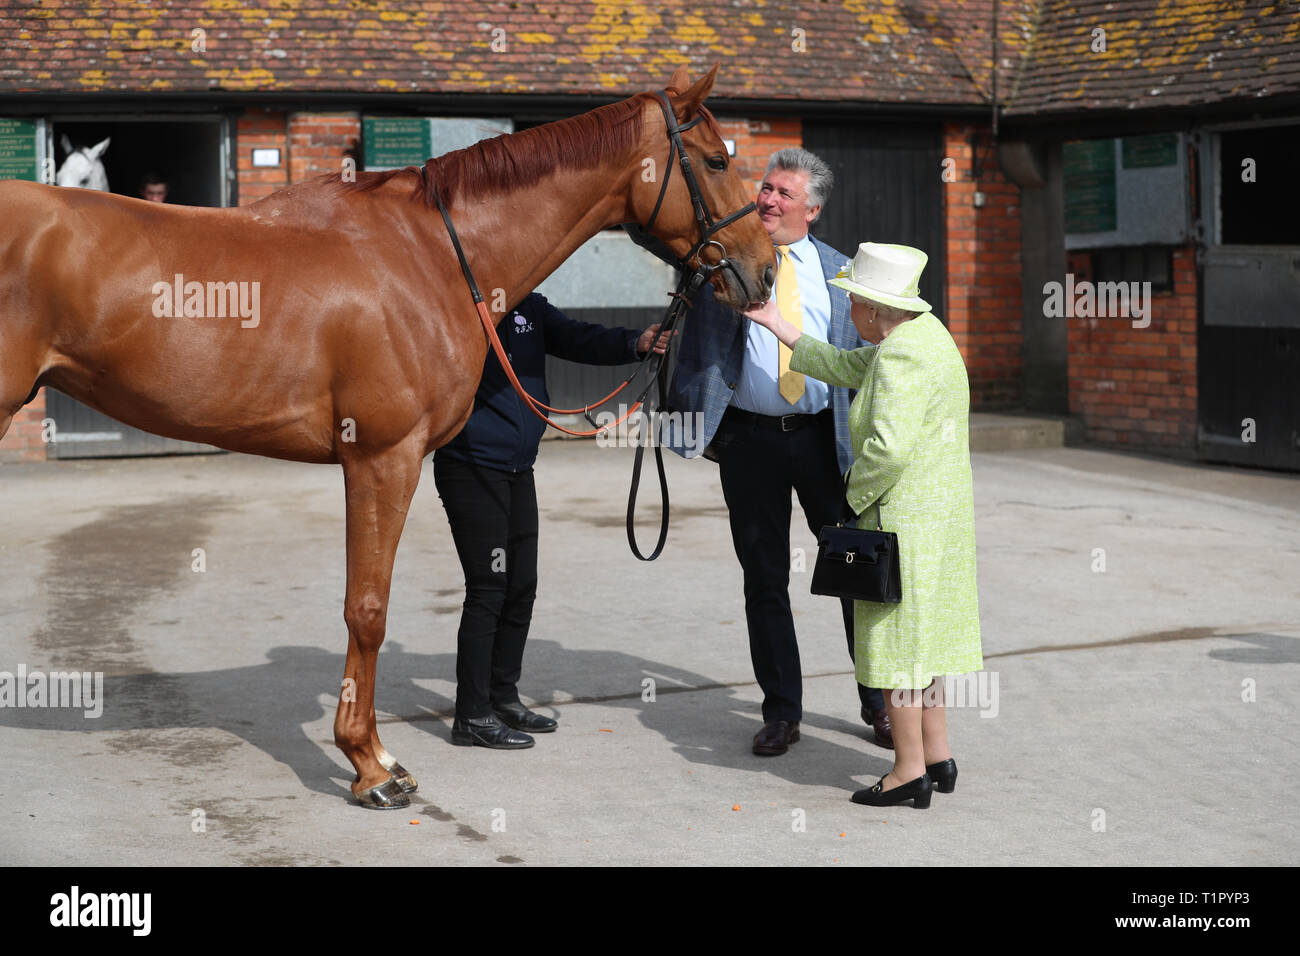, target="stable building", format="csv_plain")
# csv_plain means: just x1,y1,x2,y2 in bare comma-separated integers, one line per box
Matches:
1,1,1296,472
